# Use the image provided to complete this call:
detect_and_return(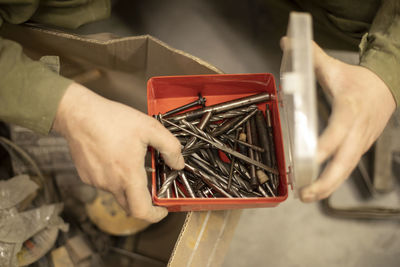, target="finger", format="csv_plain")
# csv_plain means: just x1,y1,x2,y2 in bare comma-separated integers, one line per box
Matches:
280,36,289,51
281,37,336,93
113,189,130,215
125,167,168,223
282,37,330,74
312,41,330,72
145,118,185,170
317,104,354,163
301,129,362,202
312,41,344,100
